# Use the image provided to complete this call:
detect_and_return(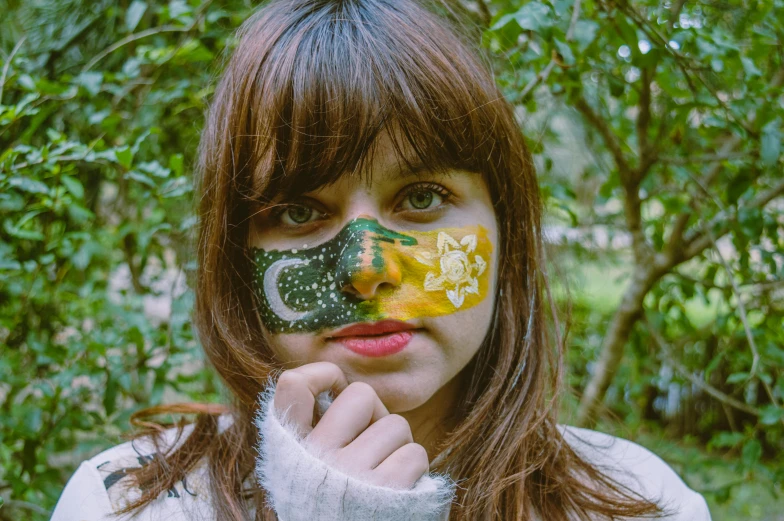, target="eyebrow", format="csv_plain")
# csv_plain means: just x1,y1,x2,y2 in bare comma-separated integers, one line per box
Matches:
396,159,429,176
255,155,463,207
381,157,458,180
